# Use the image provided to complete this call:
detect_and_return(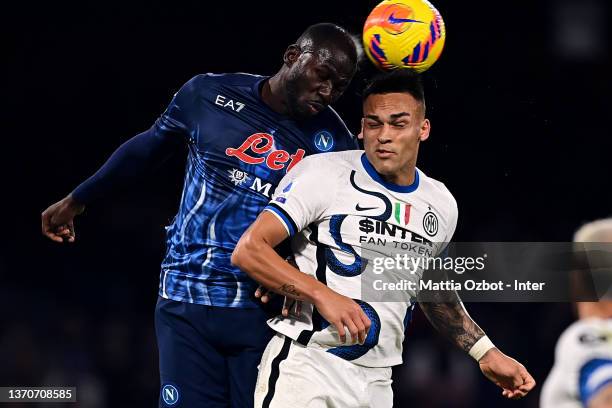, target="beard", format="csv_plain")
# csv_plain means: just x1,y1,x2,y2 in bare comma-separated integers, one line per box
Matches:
284,73,311,120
